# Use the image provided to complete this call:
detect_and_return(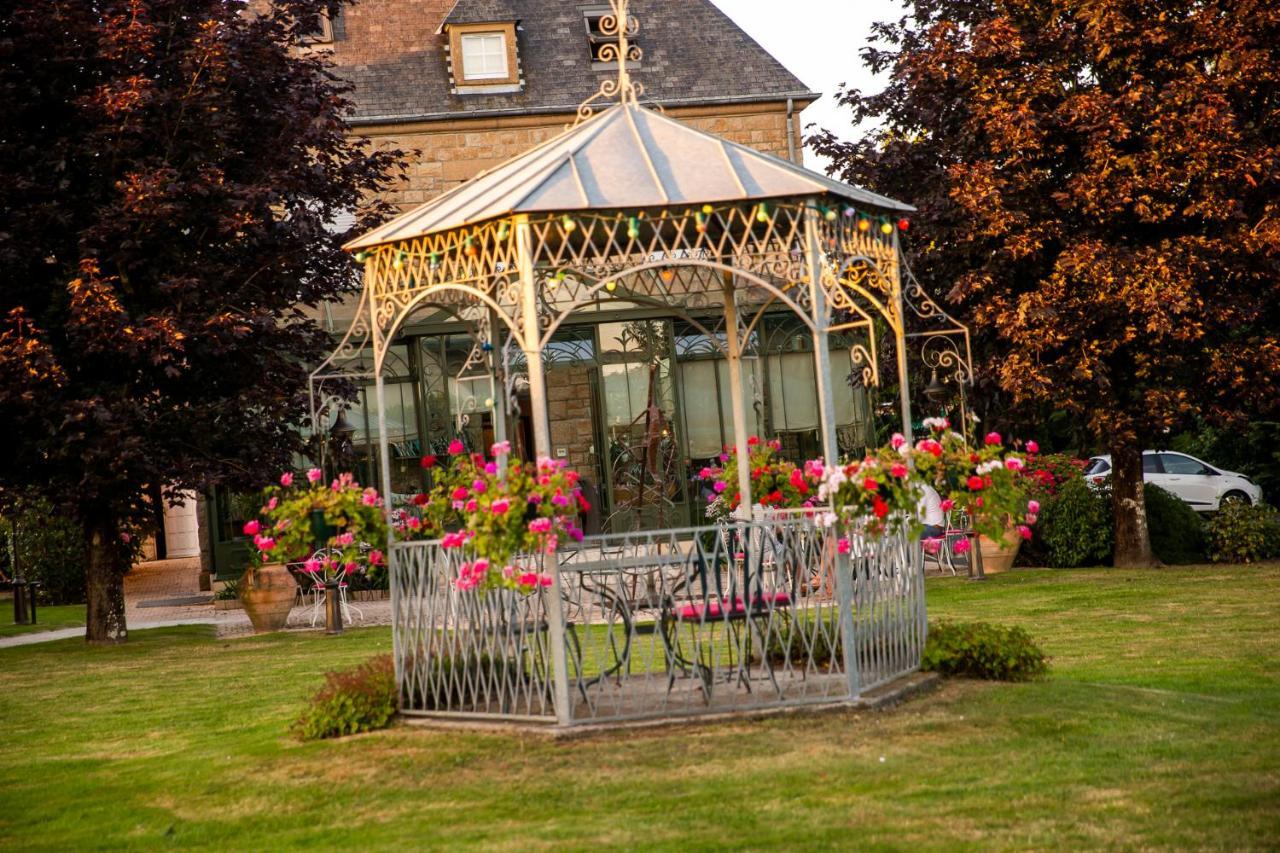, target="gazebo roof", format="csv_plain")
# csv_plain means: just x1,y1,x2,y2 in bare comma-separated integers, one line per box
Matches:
345,102,913,251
